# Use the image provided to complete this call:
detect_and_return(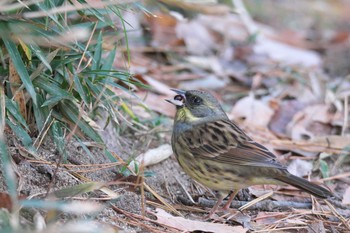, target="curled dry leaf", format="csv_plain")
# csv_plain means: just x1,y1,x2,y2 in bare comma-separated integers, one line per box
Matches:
287,104,343,141
9,59,27,121
155,208,247,233
146,12,180,48
287,159,313,177
185,56,224,75
176,20,217,55
269,100,305,137
254,38,322,67
179,75,228,90
128,144,173,173
230,94,274,128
